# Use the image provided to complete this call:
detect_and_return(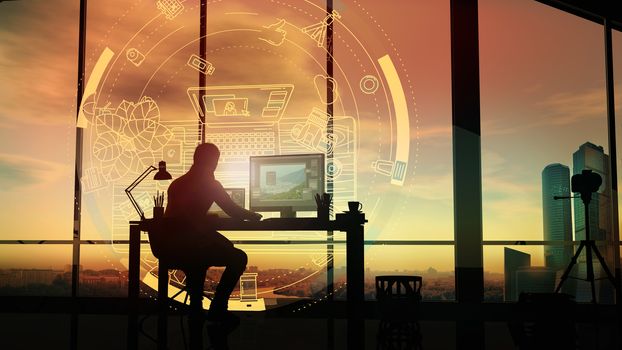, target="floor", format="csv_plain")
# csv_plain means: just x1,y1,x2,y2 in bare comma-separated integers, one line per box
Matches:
0,311,619,349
